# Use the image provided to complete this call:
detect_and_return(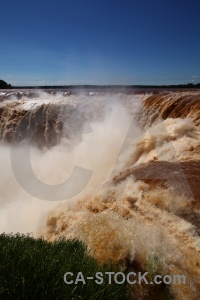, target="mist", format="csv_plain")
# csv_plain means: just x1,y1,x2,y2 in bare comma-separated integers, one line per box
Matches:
0,93,141,235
